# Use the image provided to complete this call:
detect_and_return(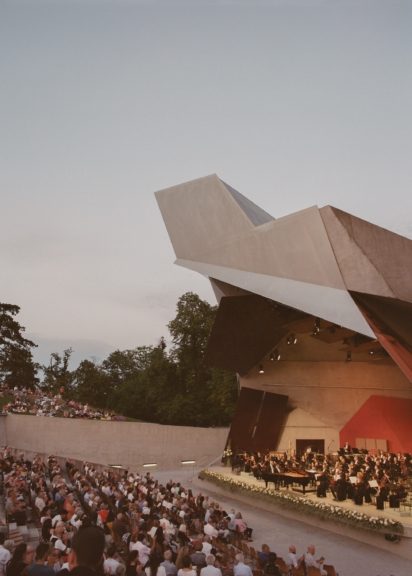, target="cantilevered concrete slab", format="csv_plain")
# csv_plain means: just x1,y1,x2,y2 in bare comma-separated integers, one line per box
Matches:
156,175,412,452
